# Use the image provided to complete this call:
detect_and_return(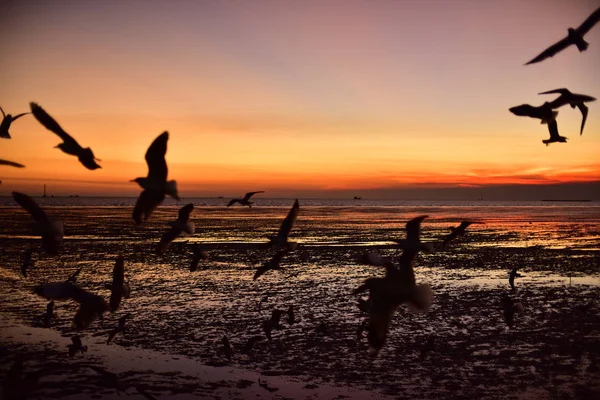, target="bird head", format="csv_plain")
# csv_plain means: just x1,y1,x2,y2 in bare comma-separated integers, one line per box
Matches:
130,177,144,184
